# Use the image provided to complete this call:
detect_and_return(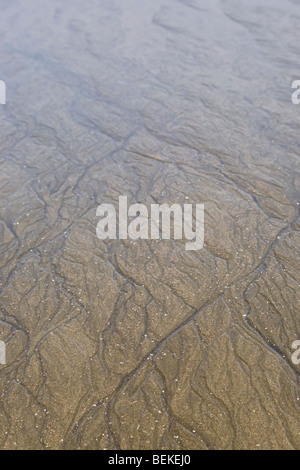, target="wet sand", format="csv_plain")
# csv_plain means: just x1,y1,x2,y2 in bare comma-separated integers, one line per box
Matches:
0,0,300,450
